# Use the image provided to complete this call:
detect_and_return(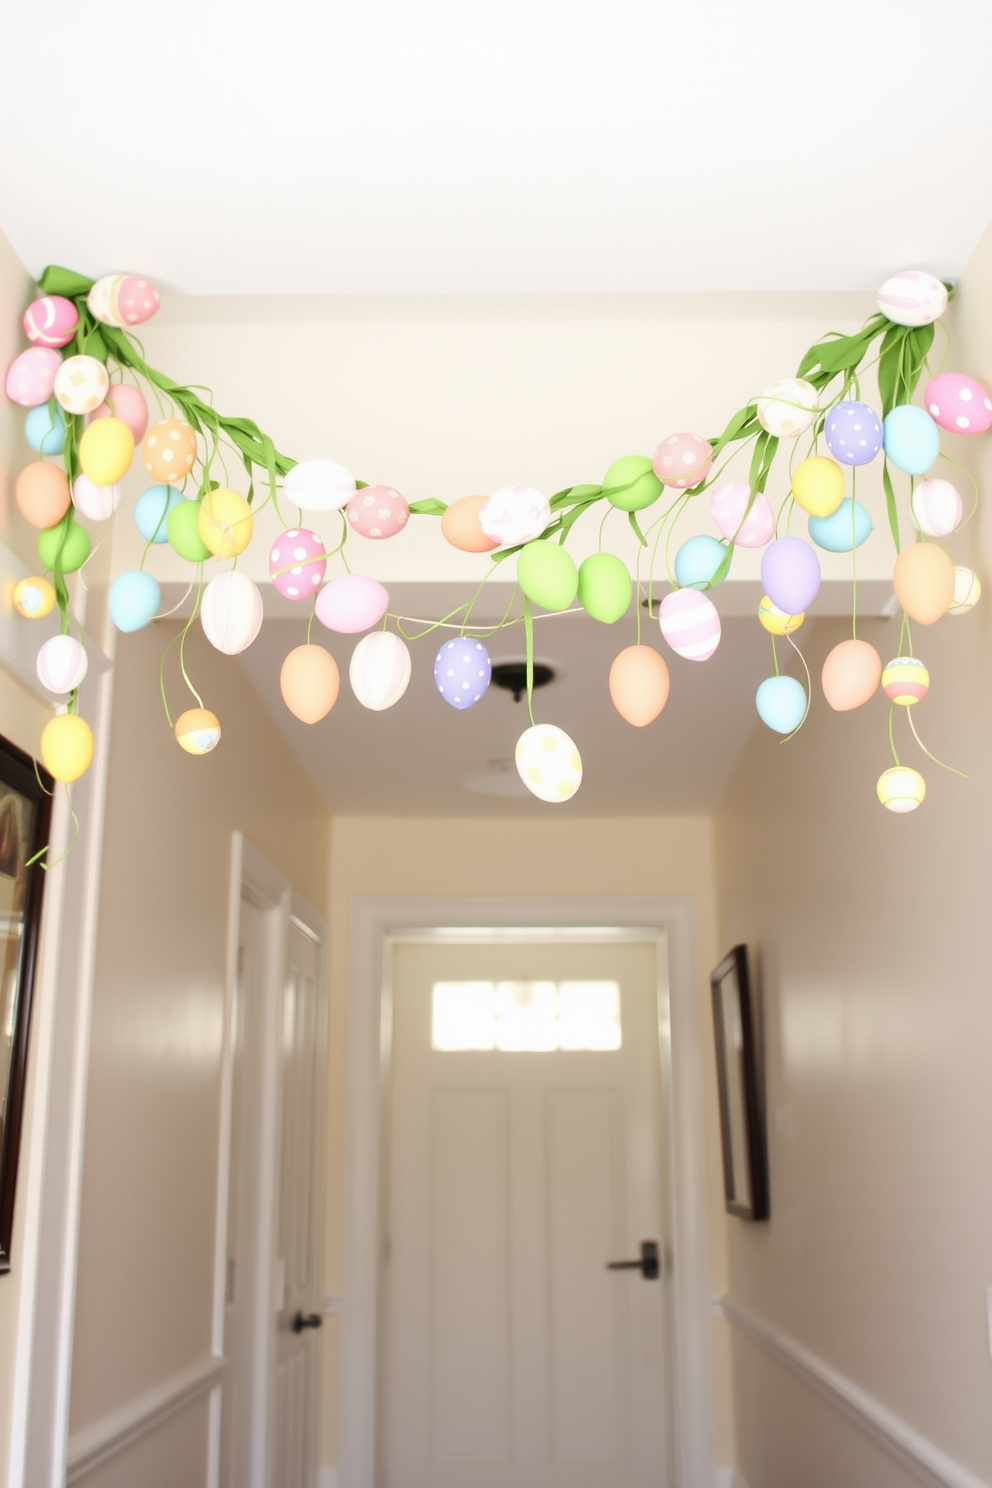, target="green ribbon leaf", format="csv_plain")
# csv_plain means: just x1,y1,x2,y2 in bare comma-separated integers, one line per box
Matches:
408,498,448,516
628,511,648,547
36,265,95,298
